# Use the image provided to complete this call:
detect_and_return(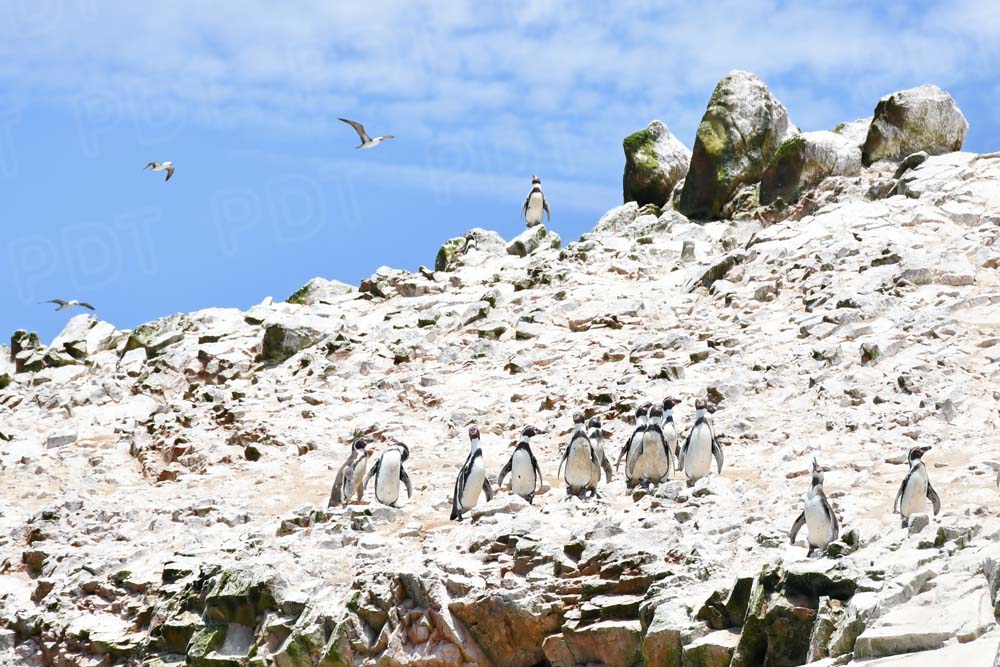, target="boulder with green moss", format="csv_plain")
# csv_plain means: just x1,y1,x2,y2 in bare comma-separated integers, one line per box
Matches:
203,565,279,627
435,228,506,271
678,70,797,220
622,120,691,207
861,84,968,166
760,131,862,205
260,322,322,364
507,225,561,257
286,278,355,306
